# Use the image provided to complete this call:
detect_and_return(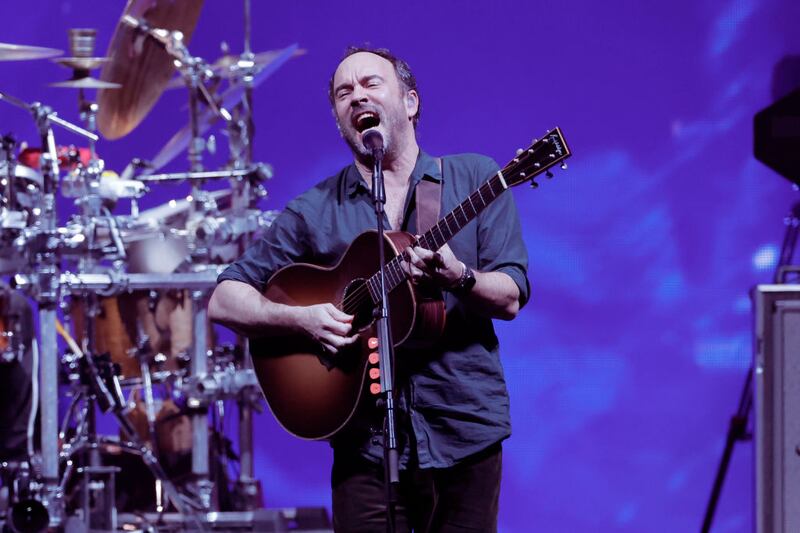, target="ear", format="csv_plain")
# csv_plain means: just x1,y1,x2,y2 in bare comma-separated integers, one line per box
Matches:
405,90,419,120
